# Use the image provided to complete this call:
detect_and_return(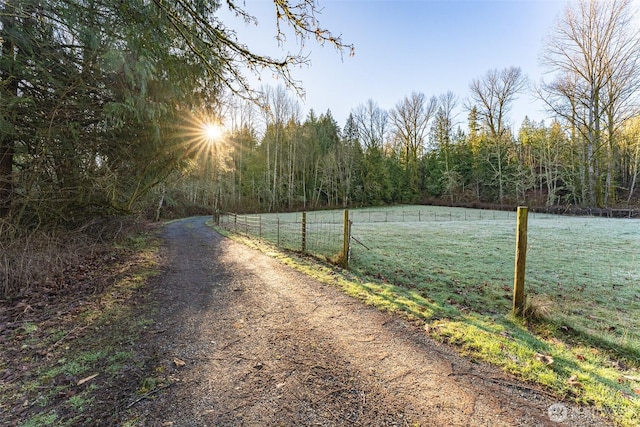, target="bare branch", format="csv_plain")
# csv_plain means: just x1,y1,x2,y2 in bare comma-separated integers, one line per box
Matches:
469,67,527,139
